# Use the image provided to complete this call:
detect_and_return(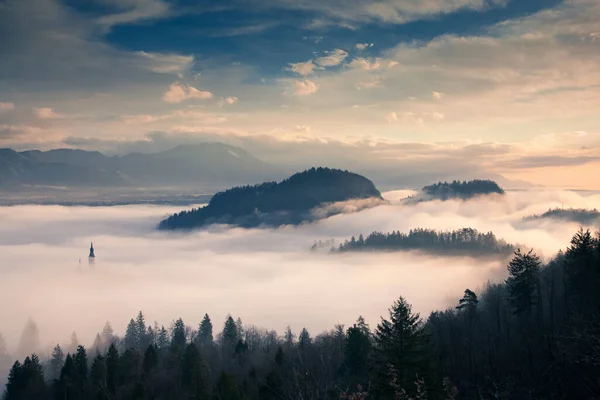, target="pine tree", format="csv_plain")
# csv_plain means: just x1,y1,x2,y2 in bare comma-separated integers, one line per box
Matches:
136,311,148,349
90,354,107,399
373,296,431,398
143,344,158,375
197,314,214,348
456,289,479,318
283,326,295,349
101,322,114,348
506,249,541,316
3,361,23,400
344,323,371,383
57,354,77,399
565,228,599,311
50,344,65,381
181,343,208,399
157,325,169,350
298,328,312,349
171,318,187,349
125,318,139,350
105,343,119,398
74,345,89,397
222,316,239,349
